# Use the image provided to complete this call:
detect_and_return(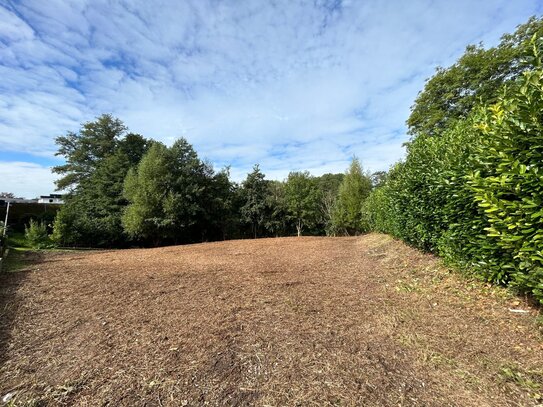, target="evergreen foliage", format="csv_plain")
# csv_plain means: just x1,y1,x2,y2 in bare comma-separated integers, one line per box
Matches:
467,44,543,299
265,181,289,237
407,16,543,137
122,139,217,245
51,116,348,246
25,219,54,249
240,165,269,238
331,158,372,235
316,173,344,235
364,32,543,303
52,115,149,247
